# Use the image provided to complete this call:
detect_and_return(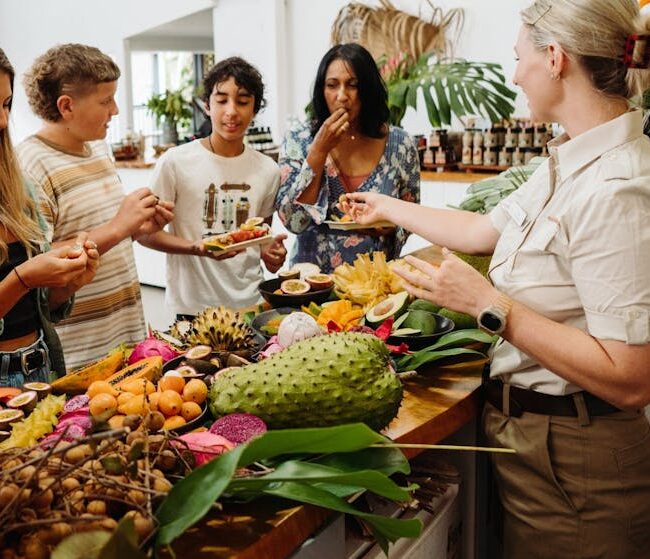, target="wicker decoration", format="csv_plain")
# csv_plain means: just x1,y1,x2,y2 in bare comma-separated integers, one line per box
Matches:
331,0,464,61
